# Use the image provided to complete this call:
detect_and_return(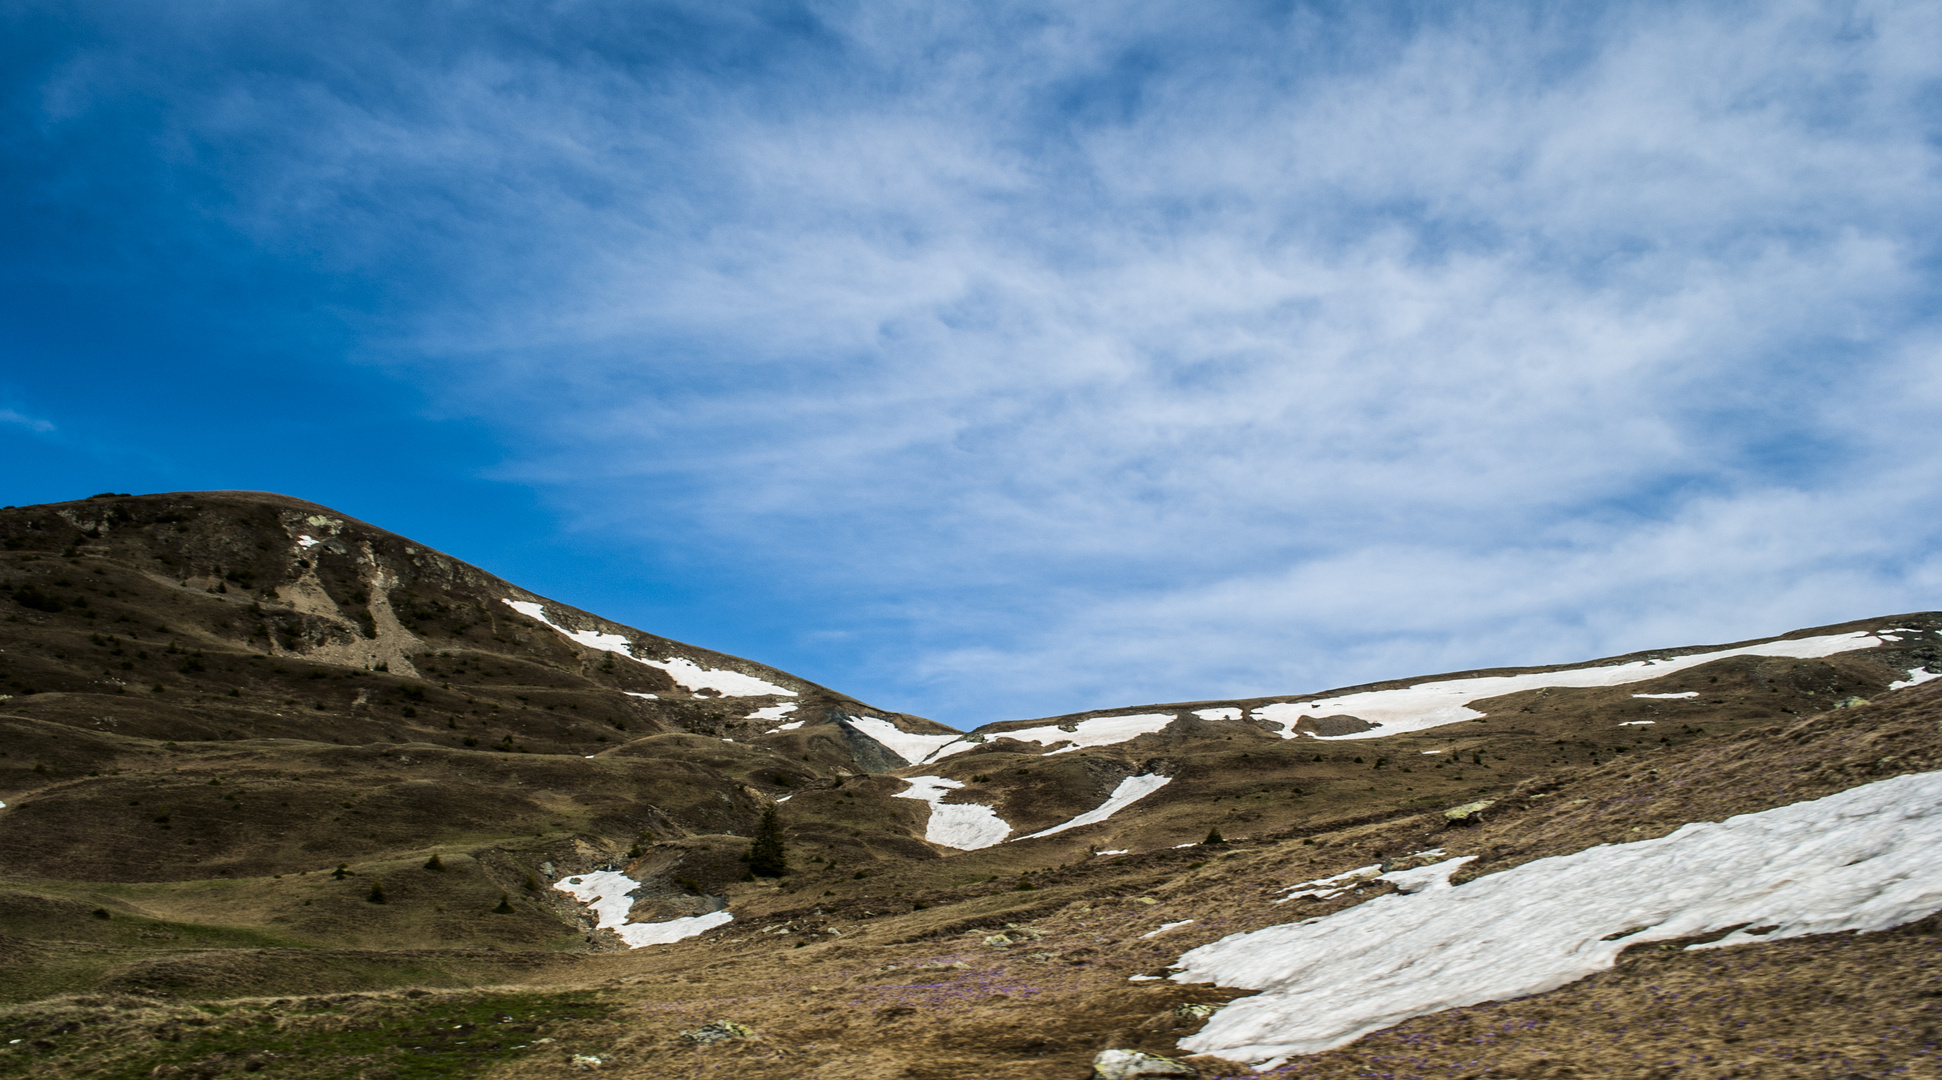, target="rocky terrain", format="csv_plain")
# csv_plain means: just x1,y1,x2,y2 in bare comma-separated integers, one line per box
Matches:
1,491,1939,1079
